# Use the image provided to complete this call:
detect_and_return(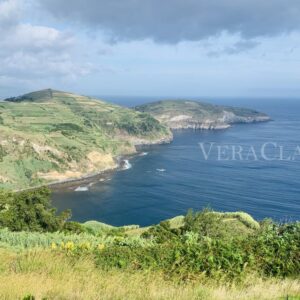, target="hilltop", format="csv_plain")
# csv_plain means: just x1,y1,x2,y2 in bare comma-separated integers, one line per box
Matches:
136,100,270,129
0,89,172,190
